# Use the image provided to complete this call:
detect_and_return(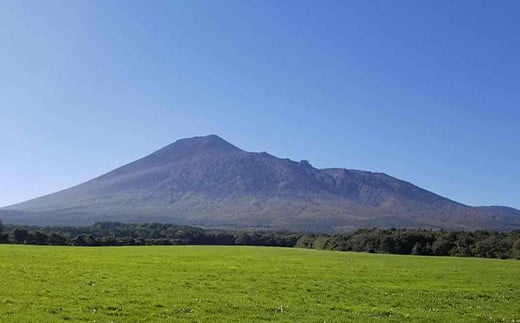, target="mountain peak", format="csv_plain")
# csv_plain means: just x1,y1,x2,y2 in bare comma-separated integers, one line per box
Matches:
140,135,242,164
176,134,234,146
170,135,242,153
